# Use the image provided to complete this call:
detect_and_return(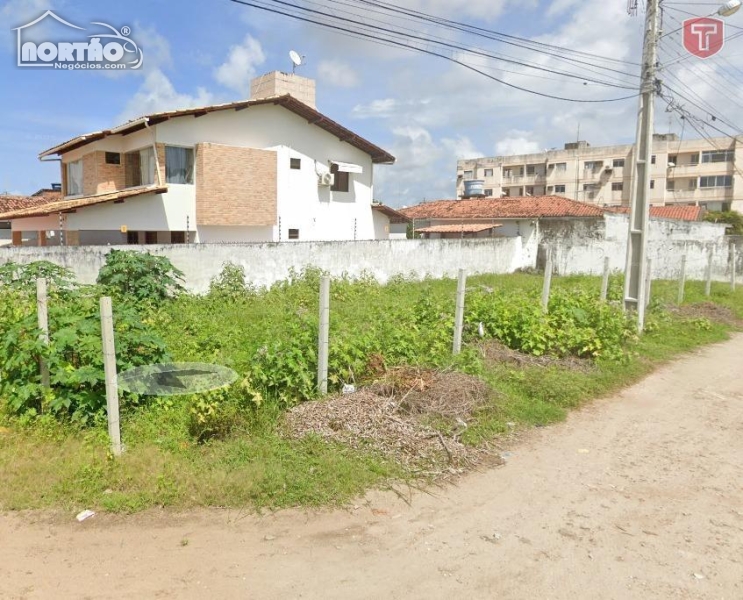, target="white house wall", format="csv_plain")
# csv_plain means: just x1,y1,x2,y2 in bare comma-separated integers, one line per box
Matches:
48,104,380,243
156,106,376,242
63,191,194,233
